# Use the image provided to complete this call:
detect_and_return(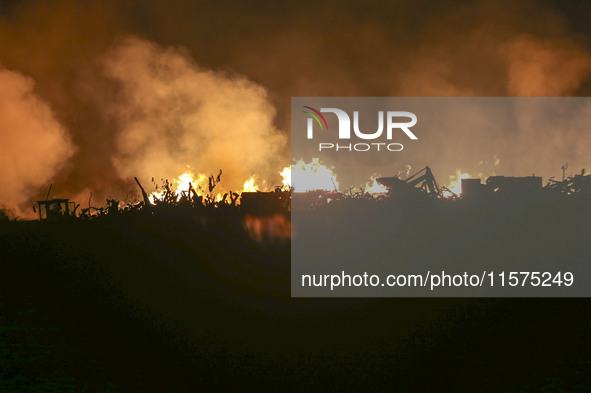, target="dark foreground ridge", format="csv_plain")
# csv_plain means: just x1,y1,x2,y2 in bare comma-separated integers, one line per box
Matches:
1,170,591,391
